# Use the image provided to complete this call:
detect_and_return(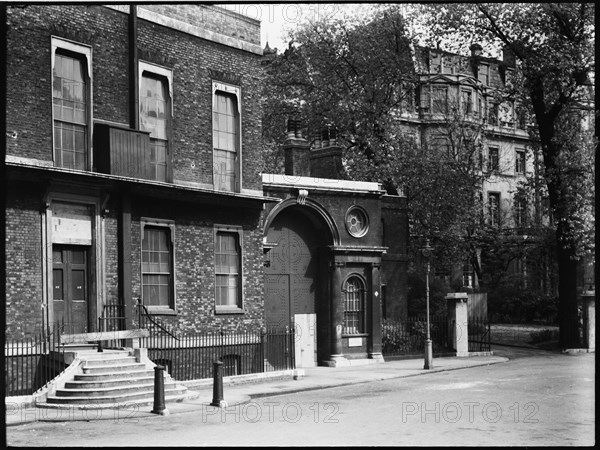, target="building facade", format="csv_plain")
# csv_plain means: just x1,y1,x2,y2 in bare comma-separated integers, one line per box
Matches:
4,4,408,368
403,44,553,292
